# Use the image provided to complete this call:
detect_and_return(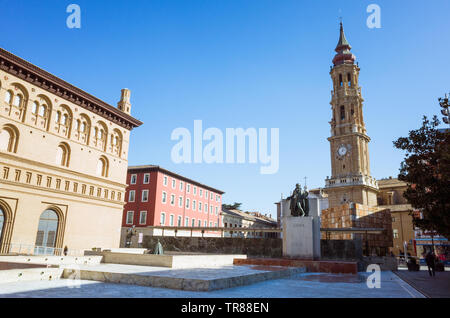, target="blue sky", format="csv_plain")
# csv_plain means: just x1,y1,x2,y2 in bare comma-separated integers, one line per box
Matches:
1,0,449,218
